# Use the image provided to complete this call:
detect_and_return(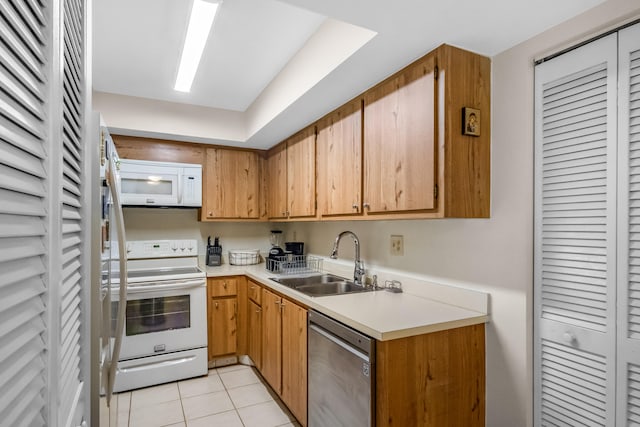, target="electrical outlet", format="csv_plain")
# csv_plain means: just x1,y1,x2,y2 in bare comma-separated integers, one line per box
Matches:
390,235,404,256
